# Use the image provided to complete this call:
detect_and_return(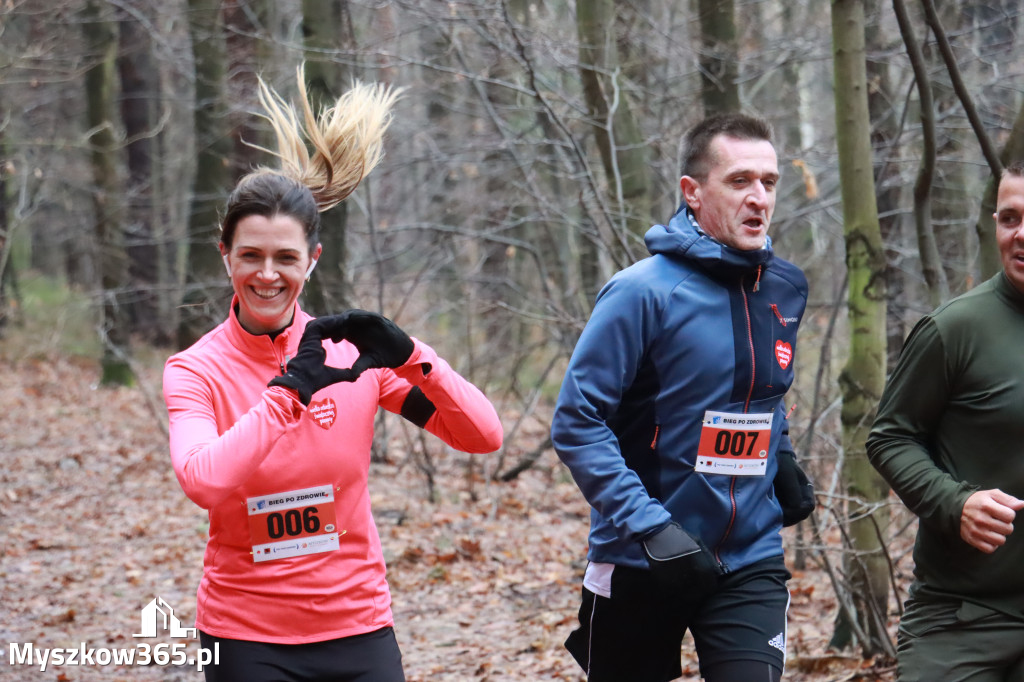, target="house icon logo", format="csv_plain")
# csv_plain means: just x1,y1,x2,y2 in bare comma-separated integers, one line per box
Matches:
133,597,197,638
